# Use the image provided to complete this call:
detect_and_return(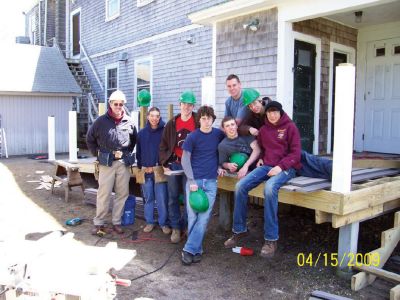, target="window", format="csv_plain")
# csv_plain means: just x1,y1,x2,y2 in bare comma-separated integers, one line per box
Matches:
106,0,120,21
135,57,152,108
105,64,119,100
29,14,37,44
137,0,155,7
